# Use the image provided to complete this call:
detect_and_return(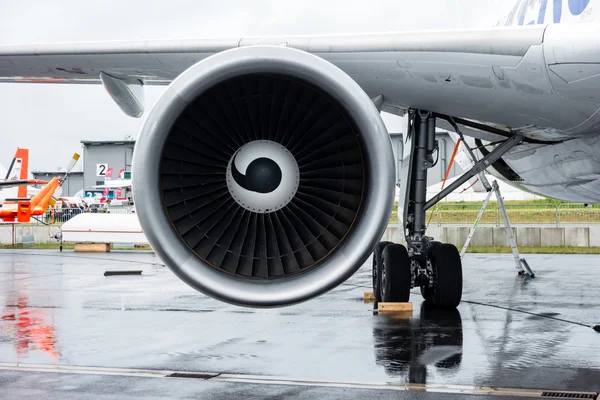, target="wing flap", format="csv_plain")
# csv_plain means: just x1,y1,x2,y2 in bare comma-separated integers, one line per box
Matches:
240,26,543,56
0,26,545,84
